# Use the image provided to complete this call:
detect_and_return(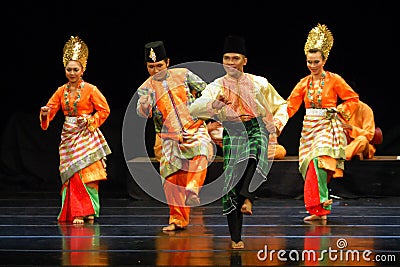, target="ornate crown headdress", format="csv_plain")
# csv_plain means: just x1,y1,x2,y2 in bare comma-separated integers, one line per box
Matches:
63,36,89,71
304,23,334,60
